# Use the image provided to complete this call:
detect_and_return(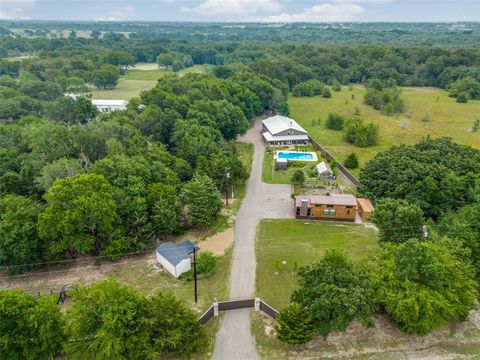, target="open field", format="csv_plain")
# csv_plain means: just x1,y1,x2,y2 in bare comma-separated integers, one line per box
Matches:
289,86,480,177
91,64,207,99
254,218,480,359
256,219,378,309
